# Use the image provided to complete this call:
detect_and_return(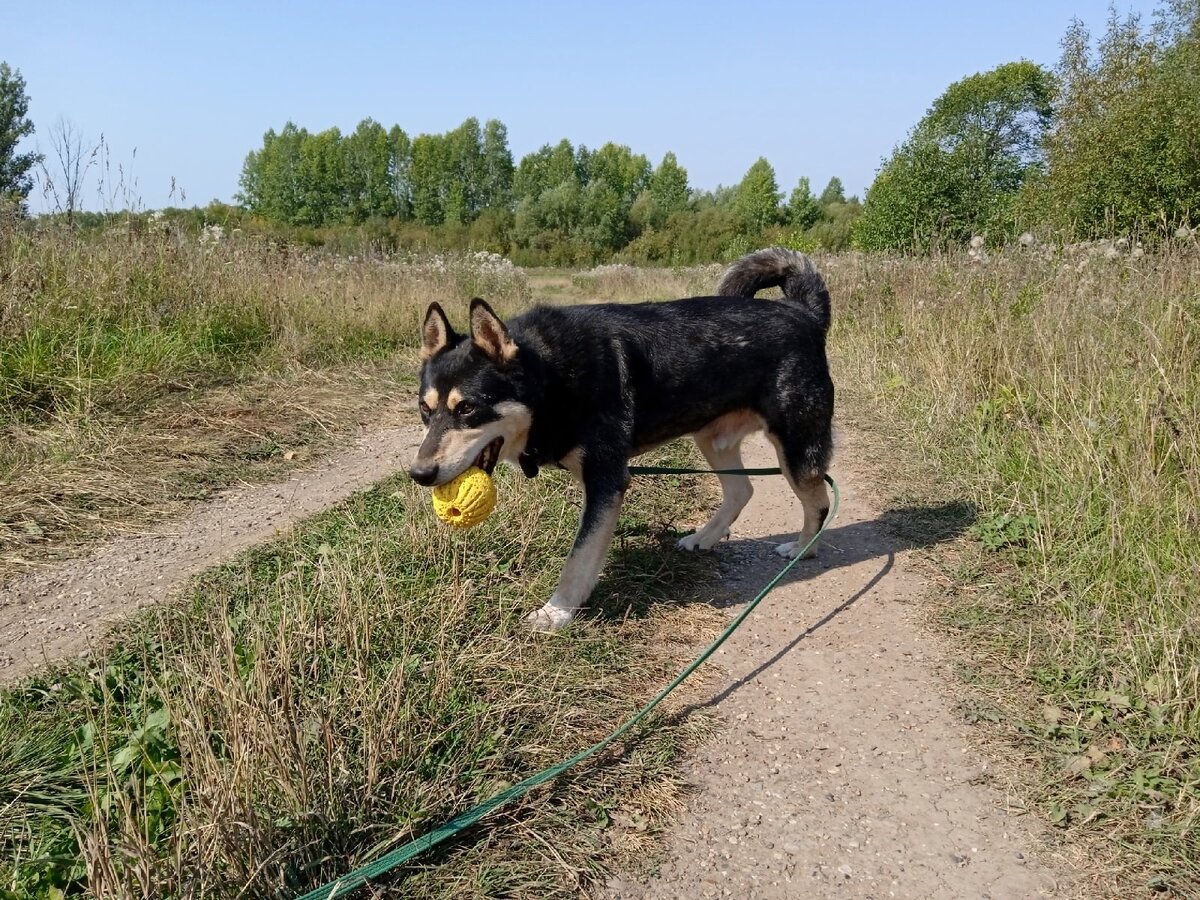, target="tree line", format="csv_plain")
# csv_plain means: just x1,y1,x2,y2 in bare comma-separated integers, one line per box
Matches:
855,0,1200,251
230,0,1200,256
235,117,858,264
4,0,1196,258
